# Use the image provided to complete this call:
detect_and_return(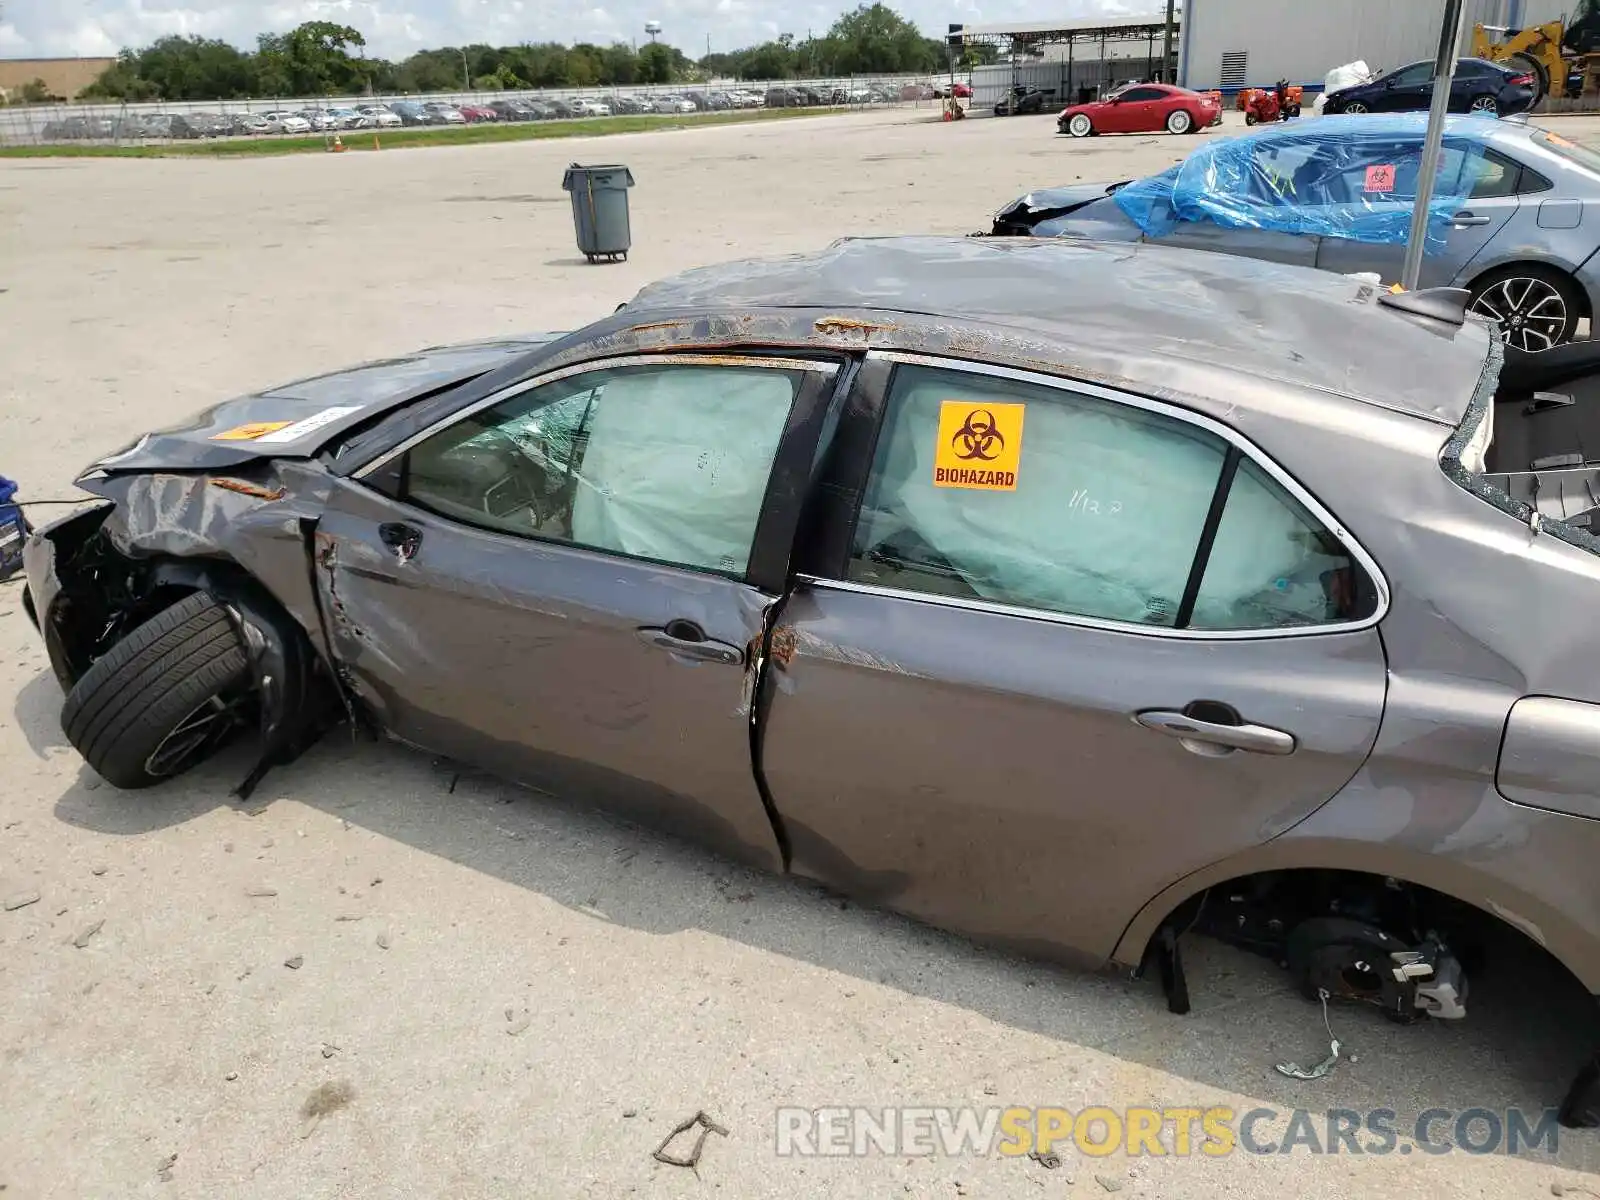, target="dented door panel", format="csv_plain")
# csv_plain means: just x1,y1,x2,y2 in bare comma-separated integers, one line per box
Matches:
315,479,785,870
758,584,1388,962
